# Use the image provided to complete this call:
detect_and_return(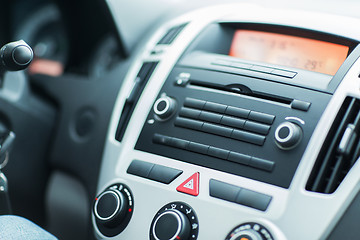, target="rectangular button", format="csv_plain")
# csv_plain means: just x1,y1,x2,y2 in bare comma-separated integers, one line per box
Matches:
249,157,275,172
221,116,245,129
231,130,265,146
188,142,209,154
244,121,271,135
170,138,190,150
271,69,297,78
231,61,252,69
208,147,229,160
127,160,154,178
248,111,275,124
153,134,173,146
225,106,250,119
209,179,241,203
199,111,222,124
179,107,201,119
228,152,251,165
291,100,311,111
148,164,183,184
202,123,233,137
212,59,231,67
184,98,206,110
175,117,204,130
235,188,272,211
250,65,273,74
203,101,227,114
